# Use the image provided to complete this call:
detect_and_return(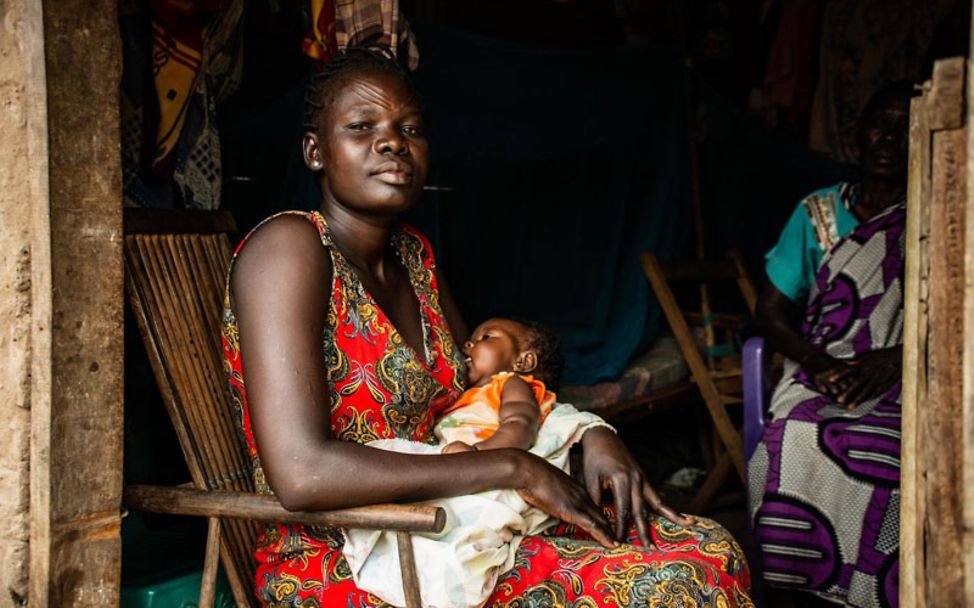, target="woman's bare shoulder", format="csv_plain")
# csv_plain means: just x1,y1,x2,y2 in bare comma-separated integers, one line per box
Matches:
231,213,331,299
